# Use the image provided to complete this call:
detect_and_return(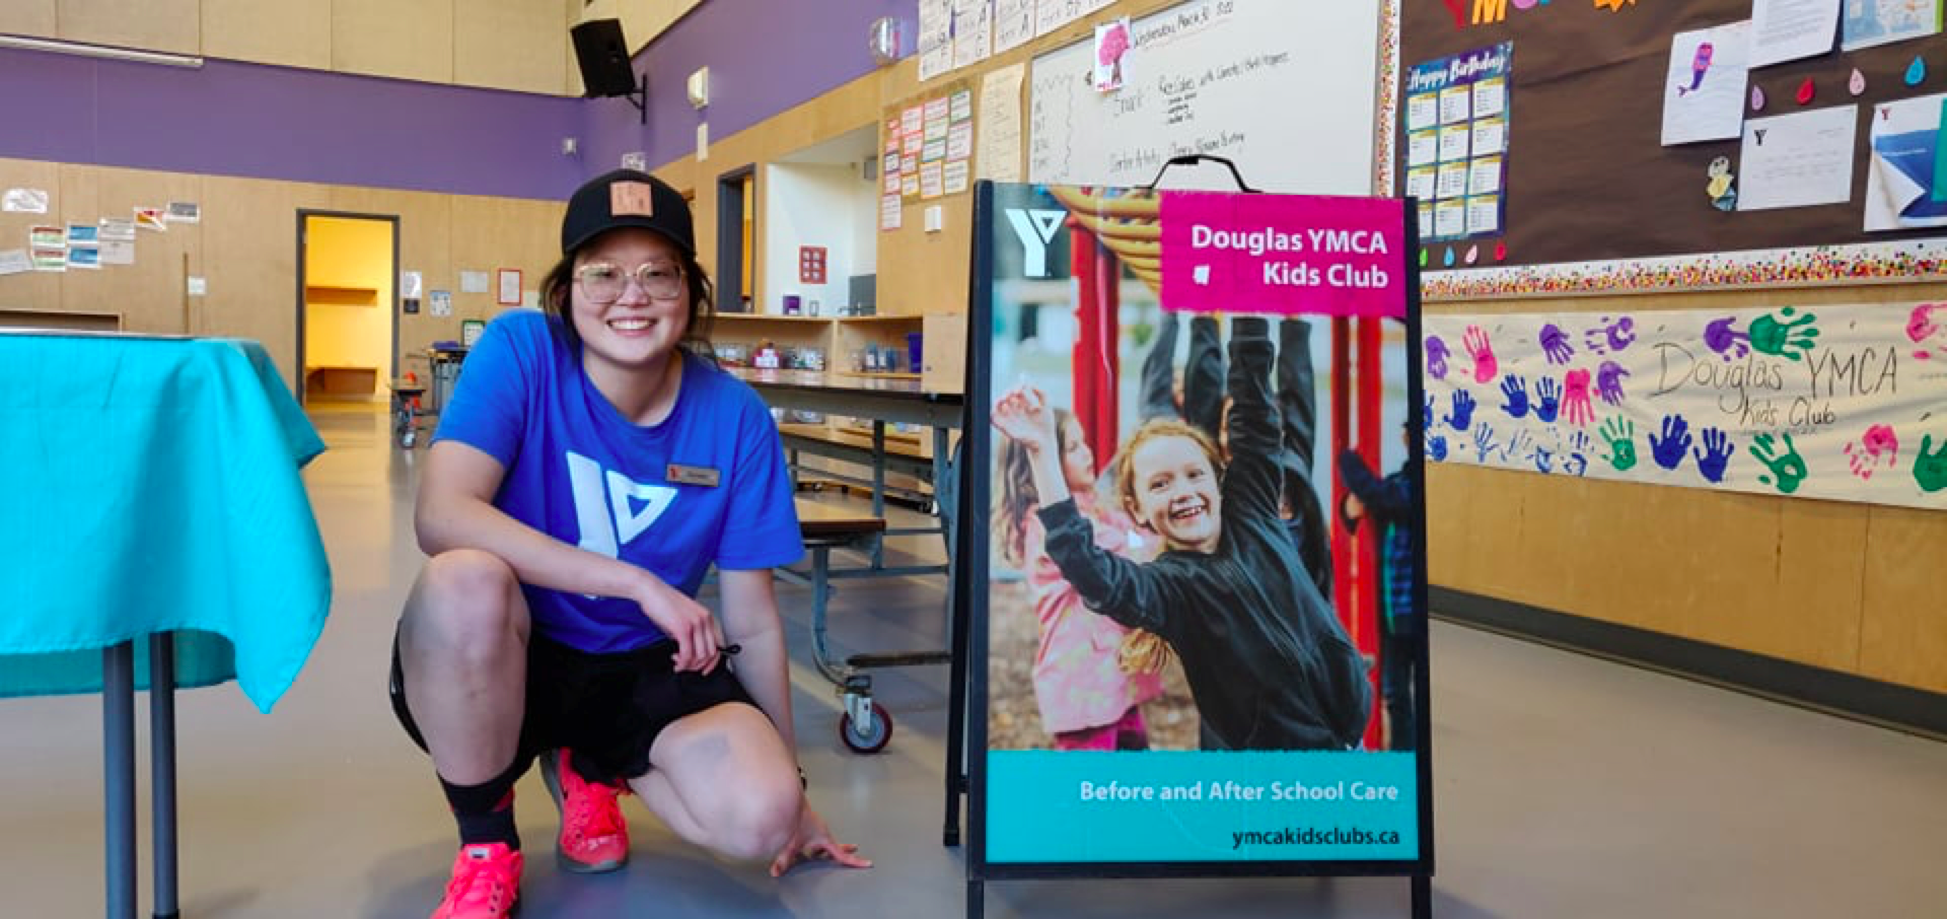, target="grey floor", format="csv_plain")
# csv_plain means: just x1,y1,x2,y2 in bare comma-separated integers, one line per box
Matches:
3,404,1945,918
